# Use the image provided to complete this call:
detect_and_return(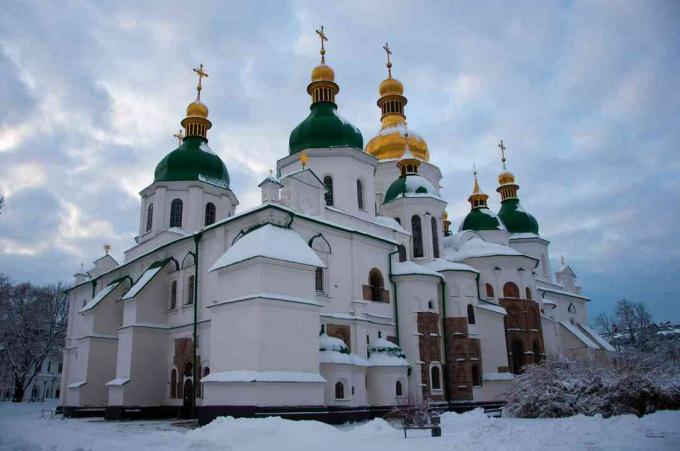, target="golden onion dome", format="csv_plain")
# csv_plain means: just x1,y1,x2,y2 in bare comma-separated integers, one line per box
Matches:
443,211,449,220
311,63,335,82
379,77,404,97
498,170,515,186
186,100,209,118
366,124,429,161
